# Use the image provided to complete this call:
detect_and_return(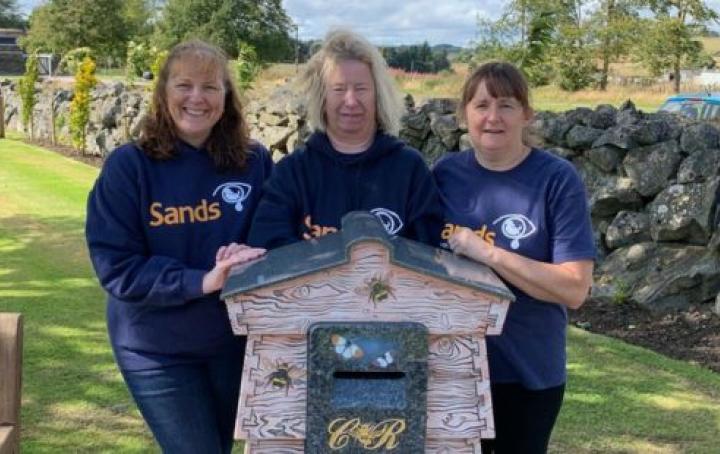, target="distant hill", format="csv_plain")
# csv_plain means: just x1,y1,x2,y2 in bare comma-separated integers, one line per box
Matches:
432,44,464,53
